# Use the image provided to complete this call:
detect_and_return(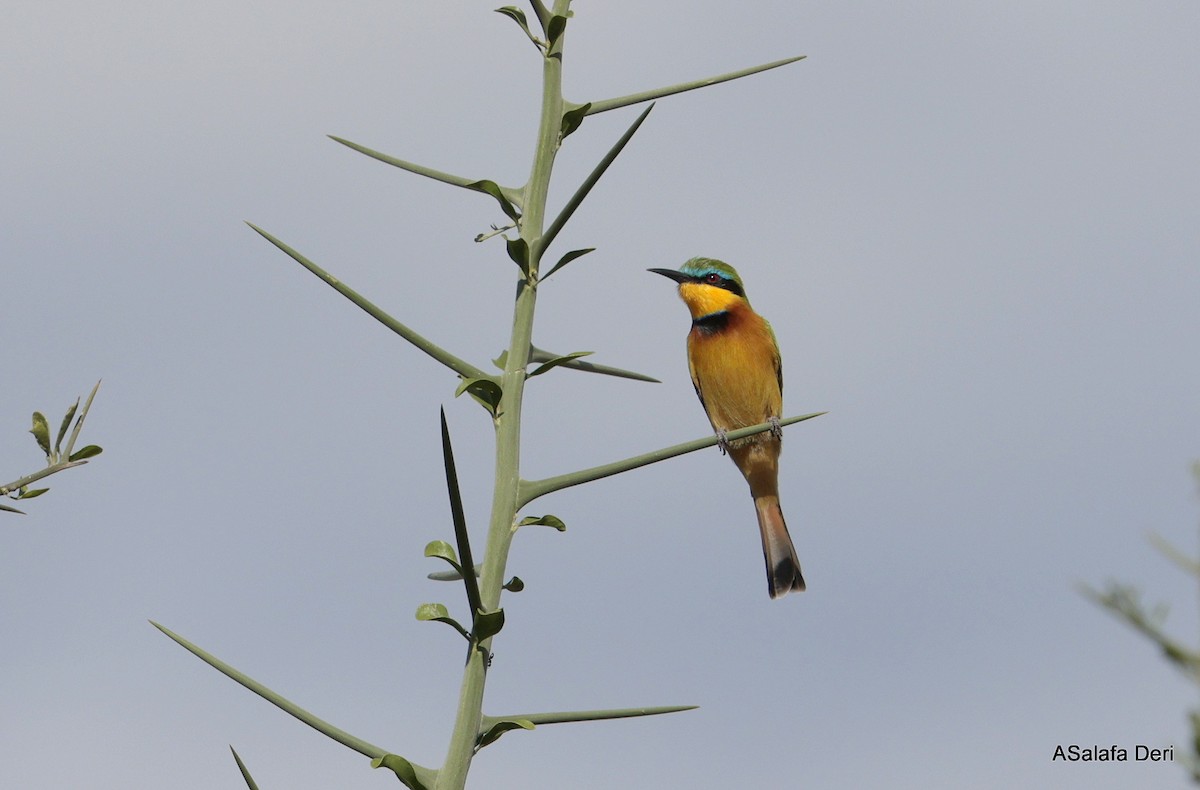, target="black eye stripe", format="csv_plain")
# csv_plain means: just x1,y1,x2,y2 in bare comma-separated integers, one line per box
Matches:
692,273,744,298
